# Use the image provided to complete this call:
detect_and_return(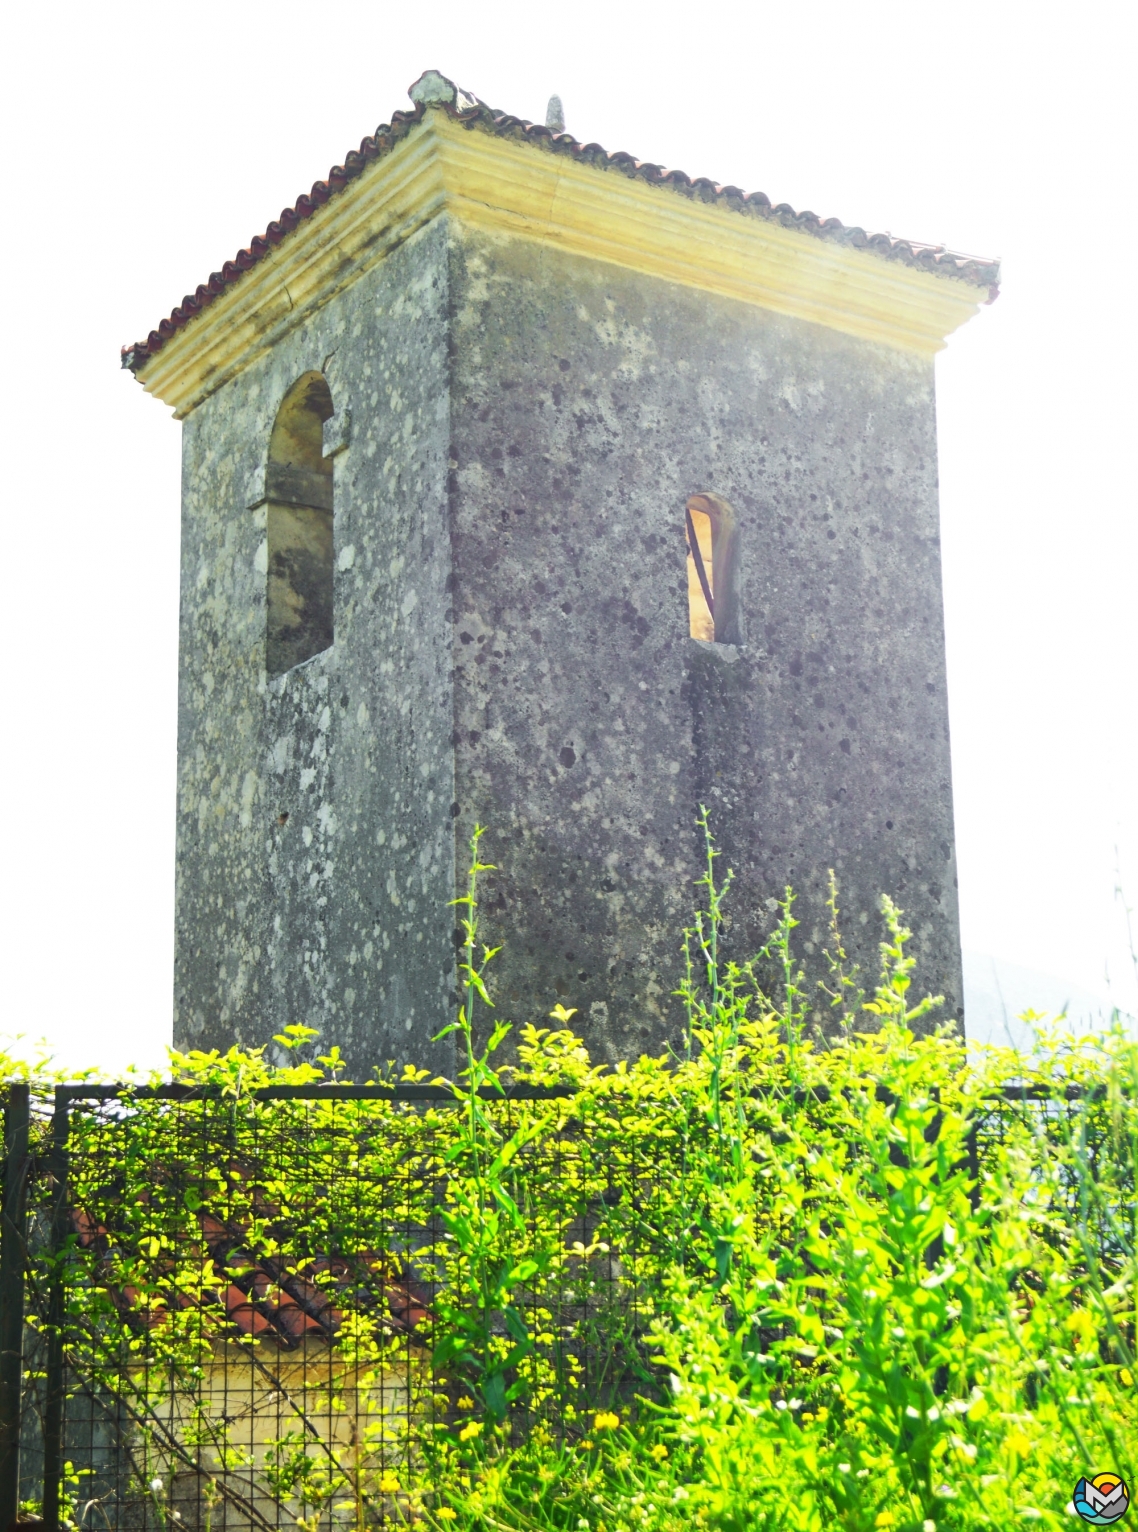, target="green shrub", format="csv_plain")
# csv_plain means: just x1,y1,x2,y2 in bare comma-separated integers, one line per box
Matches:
423,822,1137,1532
4,820,1135,1532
